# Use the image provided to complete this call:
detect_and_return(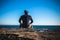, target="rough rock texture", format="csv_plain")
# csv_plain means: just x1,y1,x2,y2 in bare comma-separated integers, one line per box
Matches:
0,28,60,40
